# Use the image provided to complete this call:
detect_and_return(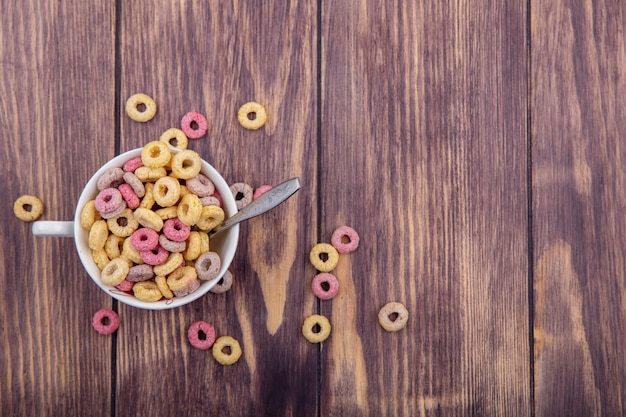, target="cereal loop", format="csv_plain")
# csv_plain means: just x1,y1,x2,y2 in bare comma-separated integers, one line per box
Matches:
196,205,224,231
170,150,201,180
130,228,159,251
125,93,157,122
378,302,409,332
158,234,186,253
88,220,109,251
135,167,167,182
99,202,127,220
122,172,145,198
237,102,267,130
140,245,169,266
253,185,272,200
97,168,125,191
212,336,242,365
123,156,144,173
115,278,134,293
166,266,198,291
155,275,174,299
141,141,171,168
230,182,253,210
107,208,139,237
181,112,208,139
105,234,125,259
186,174,215,197
118,184,140,210
122,237,144,264
200,196,220,207
183,231,202,261
153,252,183,276
177,194,202,226
153,176,181,207
92,249,110,270
92,309,119,335
100,258,130,286
173,278,200,297
139,183,155,209
159,127,188,150
132,281,163,302
209,270,233,294
331,226,360,254
195,251,221,281
134,207,164,231
155,206,179,220
187,321,216,350
309,243,339,272
80,200,101,230
95,188,124,215
302,314,331,343
126,264,154,282
199,232,210,253
311,272,339,300
163,218,191,242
